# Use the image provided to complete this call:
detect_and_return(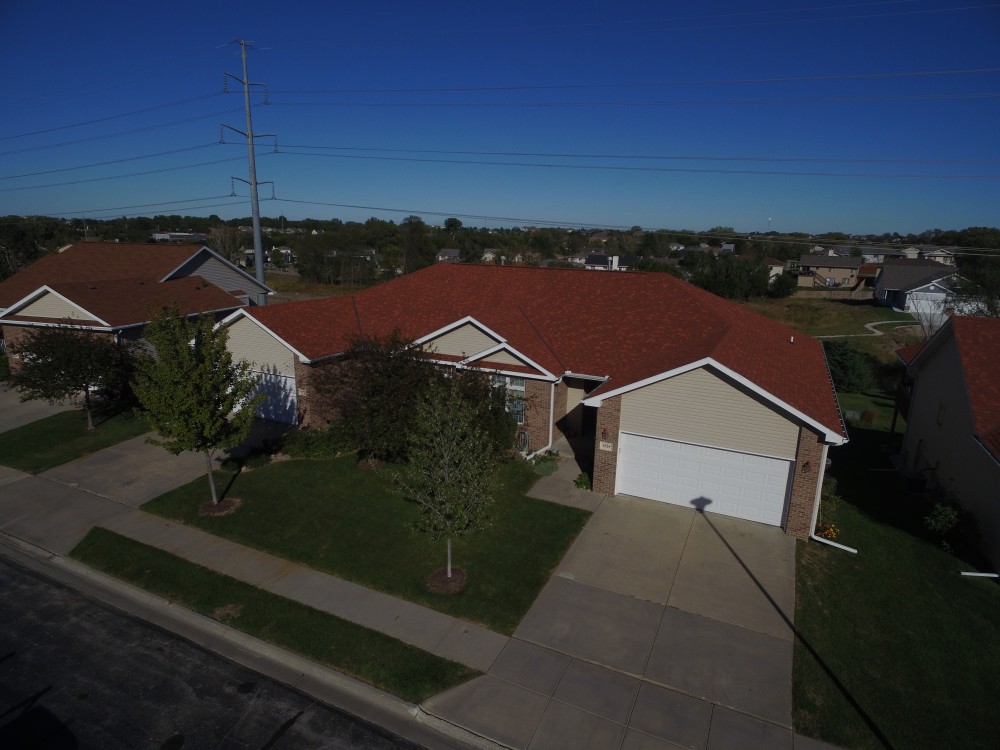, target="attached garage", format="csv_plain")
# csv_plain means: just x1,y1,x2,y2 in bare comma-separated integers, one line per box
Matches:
617,433,792,526
612,366,801,527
